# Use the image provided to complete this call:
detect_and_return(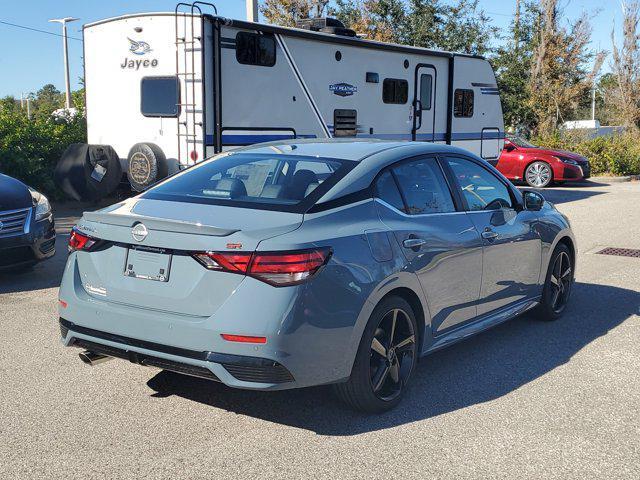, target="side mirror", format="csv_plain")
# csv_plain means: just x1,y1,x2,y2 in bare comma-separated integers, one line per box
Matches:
504,143,516,152
523,190,545,211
